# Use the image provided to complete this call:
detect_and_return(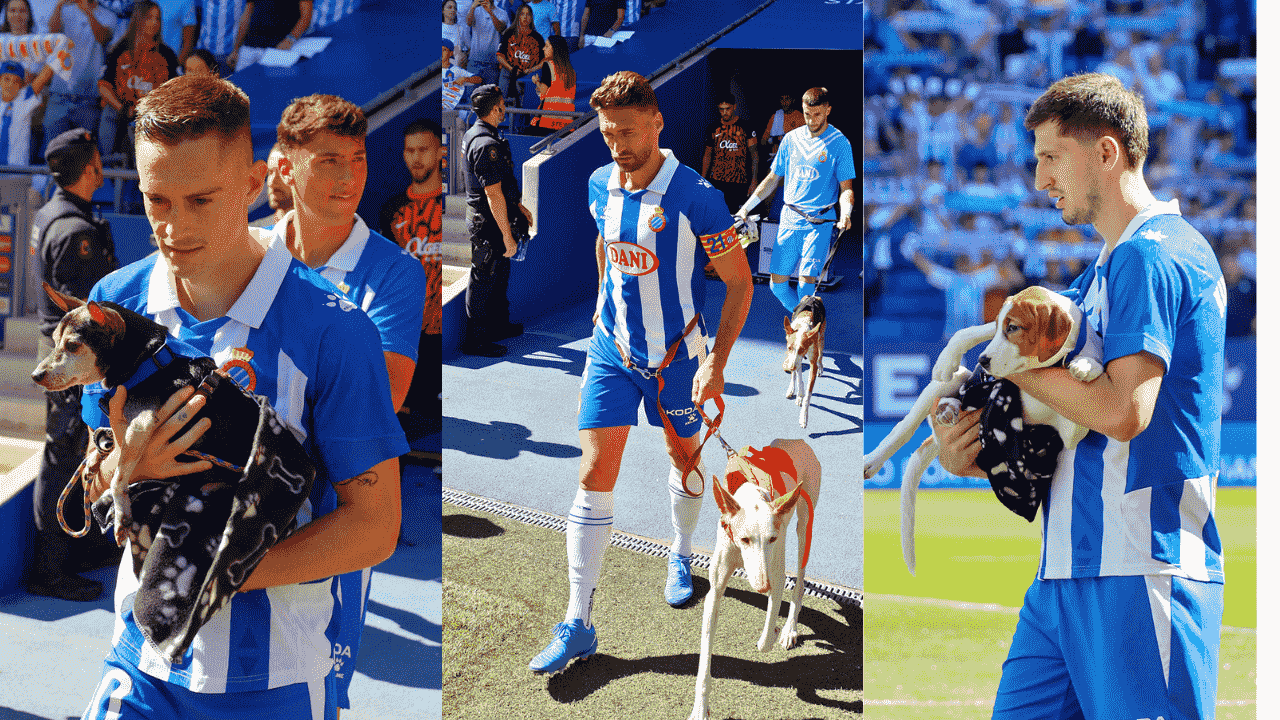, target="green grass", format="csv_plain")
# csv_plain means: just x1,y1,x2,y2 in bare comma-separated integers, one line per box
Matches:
865,488,1256,628
862,488,1257,718
443,503,862,719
